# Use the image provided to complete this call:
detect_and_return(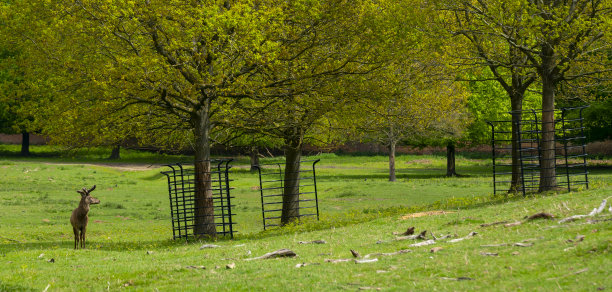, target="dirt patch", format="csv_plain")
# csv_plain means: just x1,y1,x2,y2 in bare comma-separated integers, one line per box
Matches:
400,210,455,220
